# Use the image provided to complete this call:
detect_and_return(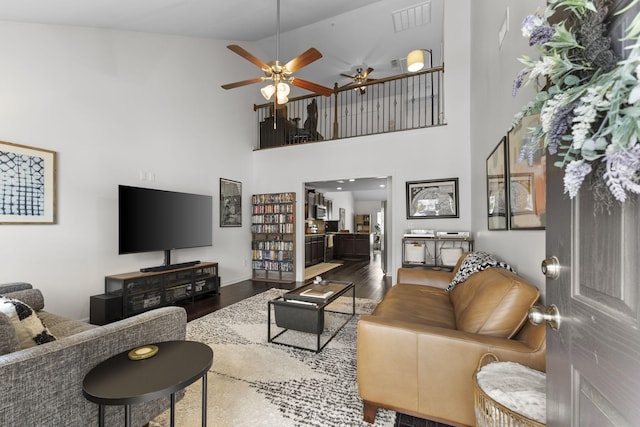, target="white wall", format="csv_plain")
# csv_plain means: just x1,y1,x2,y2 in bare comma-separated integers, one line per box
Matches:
0,0,550,320
253,0,473,283
324,191,354,230
0,22,257,319
469,0,547,294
